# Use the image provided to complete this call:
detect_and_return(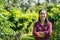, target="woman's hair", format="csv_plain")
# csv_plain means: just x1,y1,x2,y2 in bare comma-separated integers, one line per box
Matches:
38,8,49,27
